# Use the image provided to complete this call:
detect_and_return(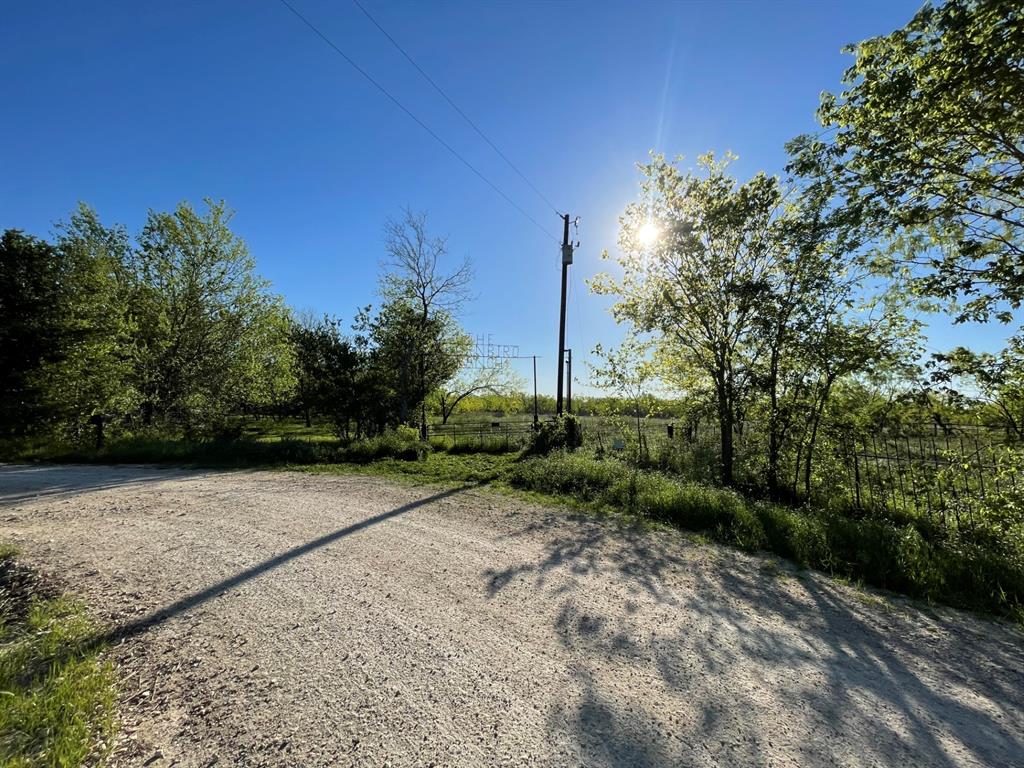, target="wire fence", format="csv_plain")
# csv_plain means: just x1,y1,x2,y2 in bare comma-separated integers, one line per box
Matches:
828,427,1021,526
571,417,1022,527
427,421,536,451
